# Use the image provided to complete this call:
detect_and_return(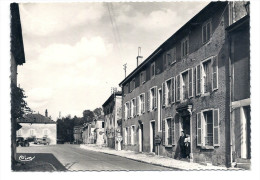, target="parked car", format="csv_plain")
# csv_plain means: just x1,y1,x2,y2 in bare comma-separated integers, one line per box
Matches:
34,137,51,145
16,137,29,147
